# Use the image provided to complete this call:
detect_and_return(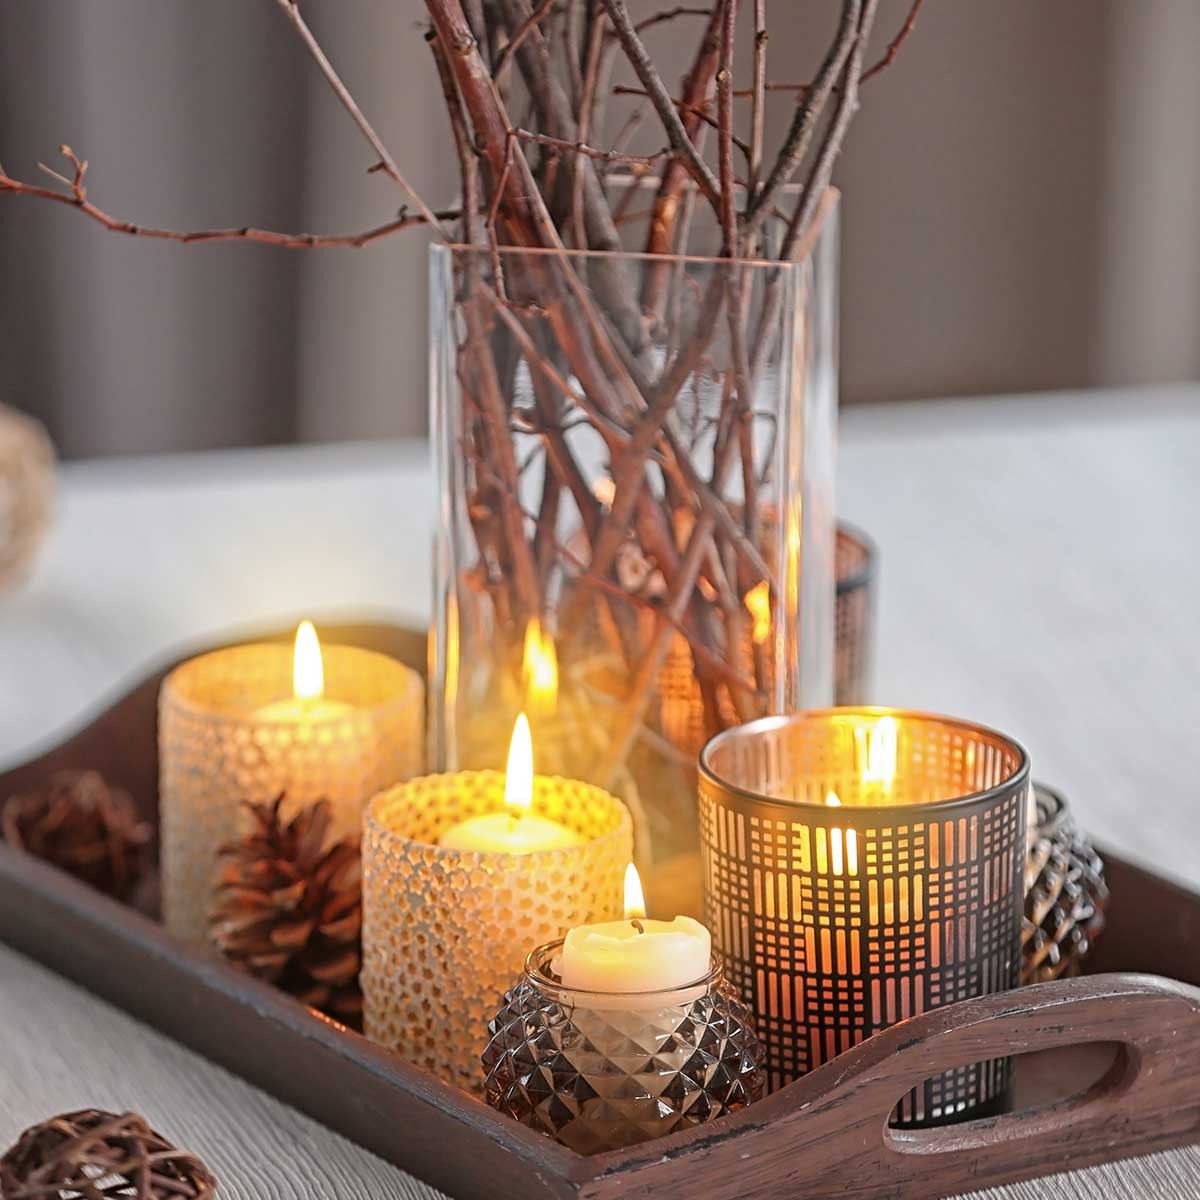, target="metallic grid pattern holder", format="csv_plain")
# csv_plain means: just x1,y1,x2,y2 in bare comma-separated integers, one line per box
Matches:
698,709,1029,1126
